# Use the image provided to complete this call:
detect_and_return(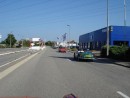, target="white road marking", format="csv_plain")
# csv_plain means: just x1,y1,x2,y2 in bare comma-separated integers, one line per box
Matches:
0,51,15,56
0,52,39,80
117,91,130,98
0,54,29,68
0,49,28,56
